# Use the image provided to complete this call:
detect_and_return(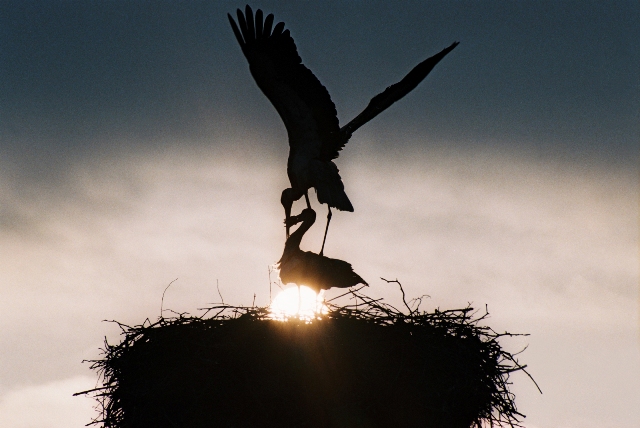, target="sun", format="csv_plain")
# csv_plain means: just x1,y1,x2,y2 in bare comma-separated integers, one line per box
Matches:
269,286,328,321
